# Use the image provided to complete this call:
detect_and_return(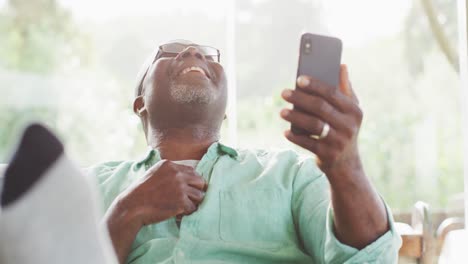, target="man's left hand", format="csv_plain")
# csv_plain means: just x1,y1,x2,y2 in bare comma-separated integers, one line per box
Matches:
280,65,363,178
281,65,391,249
